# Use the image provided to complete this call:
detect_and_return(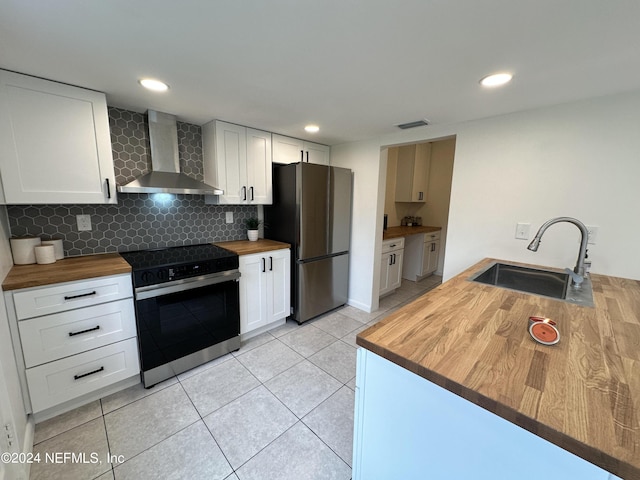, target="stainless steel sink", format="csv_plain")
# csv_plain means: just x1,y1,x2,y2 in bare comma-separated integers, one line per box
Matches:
469,262,594,307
